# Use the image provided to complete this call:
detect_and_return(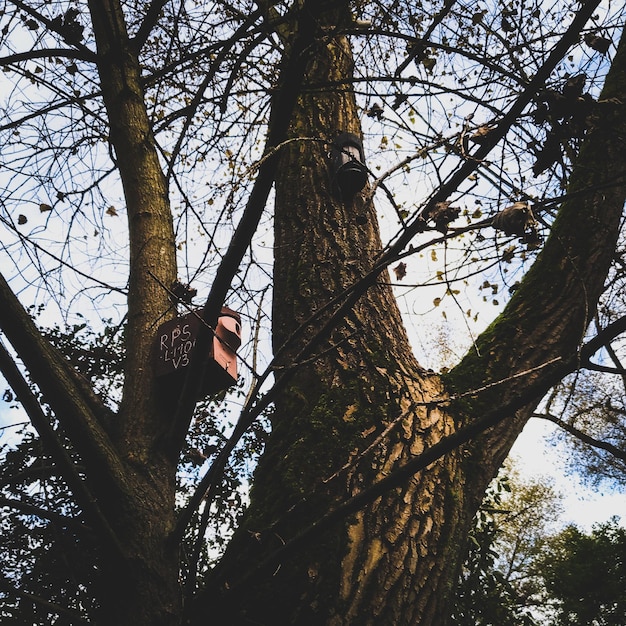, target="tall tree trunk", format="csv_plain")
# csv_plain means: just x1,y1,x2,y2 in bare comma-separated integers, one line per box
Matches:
203,15,626,626
86,2,181,624
204,13,468,624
